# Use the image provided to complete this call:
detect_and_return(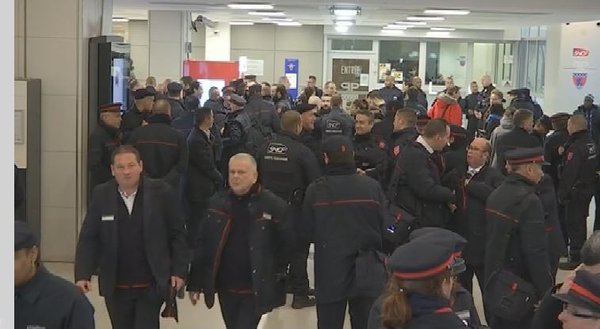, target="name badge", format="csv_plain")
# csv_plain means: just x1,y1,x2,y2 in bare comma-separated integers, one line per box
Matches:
101,215,115,221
